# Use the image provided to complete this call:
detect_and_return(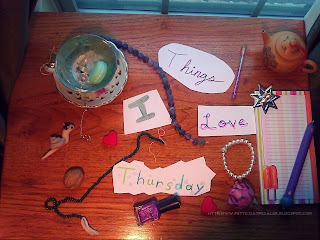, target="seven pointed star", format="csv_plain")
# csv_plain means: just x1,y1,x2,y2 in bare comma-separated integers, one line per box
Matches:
250,84,280,114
